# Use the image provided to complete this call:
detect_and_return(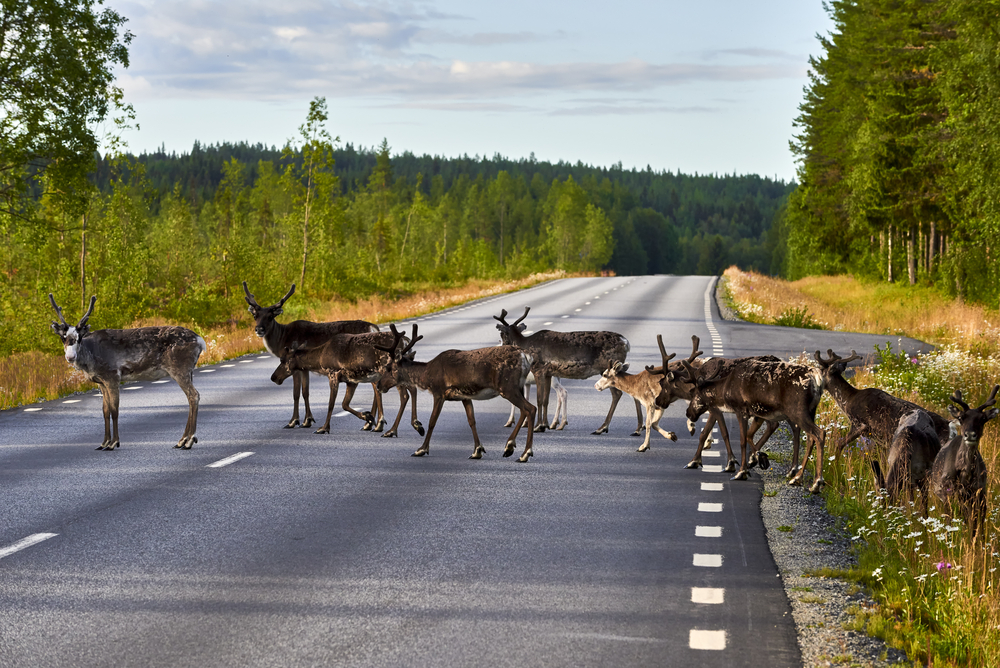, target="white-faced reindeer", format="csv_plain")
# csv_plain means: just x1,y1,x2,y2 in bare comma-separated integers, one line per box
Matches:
49,294,206,450
648,335,779,472
243,281,380,429
929,385,999,537
270,328,419,437
594,362,677,452
681,353,827,492
376,324,536,462
494,307,641,435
